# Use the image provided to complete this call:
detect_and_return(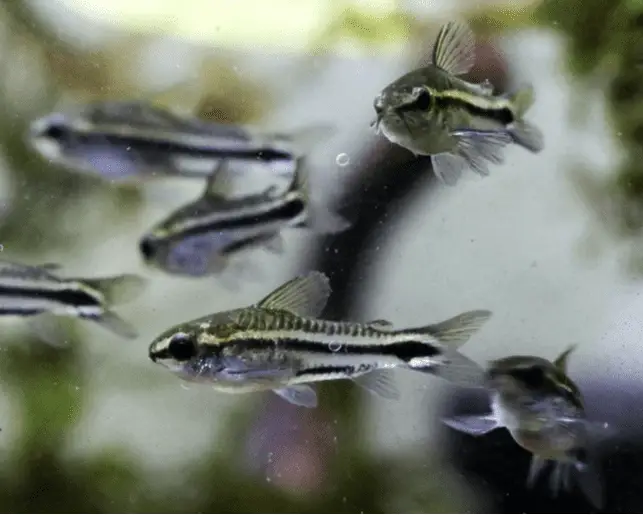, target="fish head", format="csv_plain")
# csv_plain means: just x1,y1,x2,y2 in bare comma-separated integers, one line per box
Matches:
486,355,556,397
149,312,241,380
372,79,436,152
28,112,76,161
